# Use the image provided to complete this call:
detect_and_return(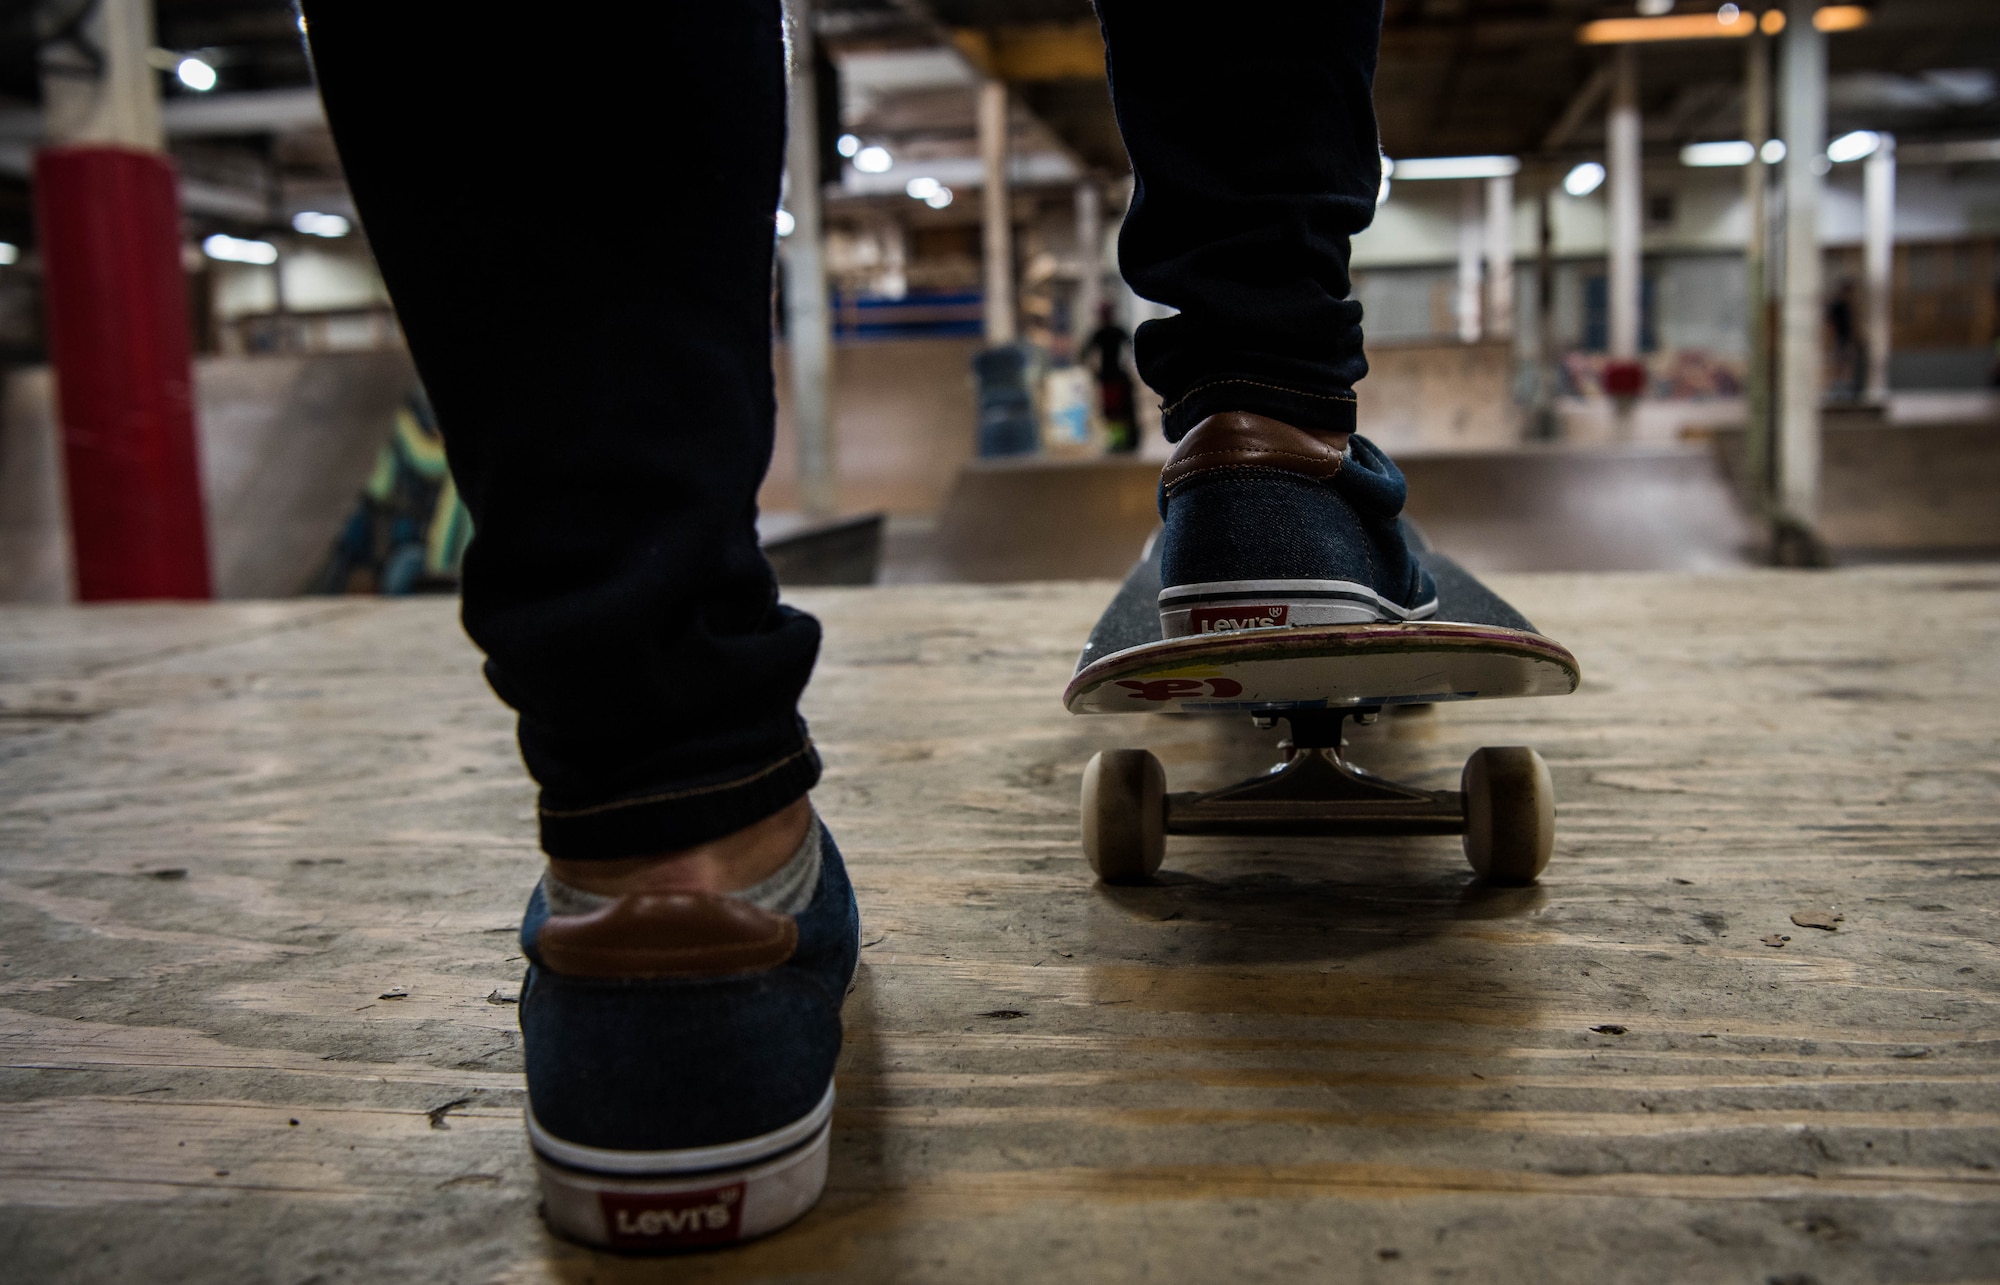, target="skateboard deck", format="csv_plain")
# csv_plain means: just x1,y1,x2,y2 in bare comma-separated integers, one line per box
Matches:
1065,524,1579,716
